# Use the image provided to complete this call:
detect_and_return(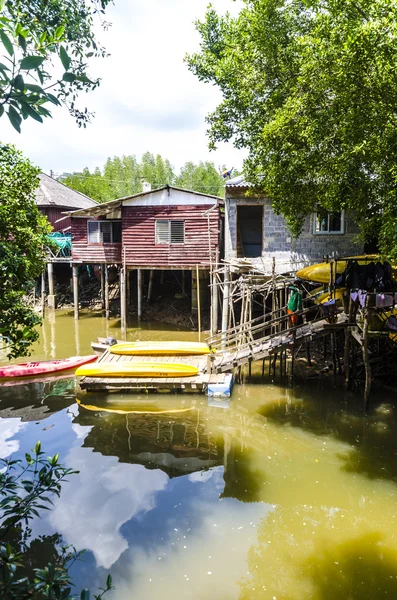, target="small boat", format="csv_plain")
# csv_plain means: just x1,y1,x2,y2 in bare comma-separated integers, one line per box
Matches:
75,362,199,378
296,255,396,284
109,341,211,356
0,355,97,379
91,337,121,353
